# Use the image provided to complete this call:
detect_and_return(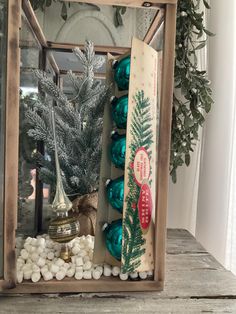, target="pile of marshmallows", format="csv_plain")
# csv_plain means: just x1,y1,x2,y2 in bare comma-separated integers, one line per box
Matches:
16,234,153,283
